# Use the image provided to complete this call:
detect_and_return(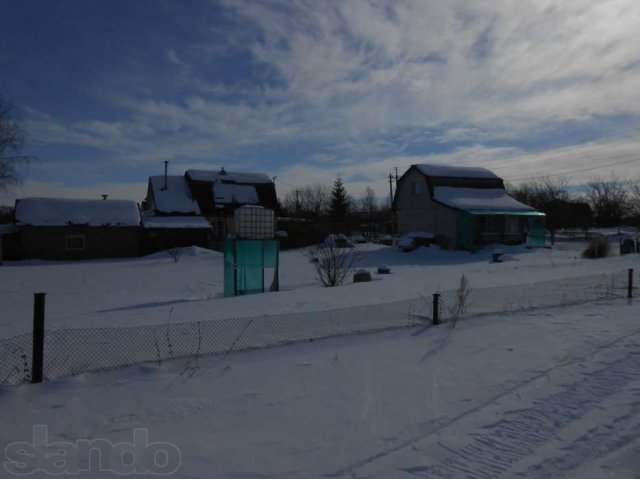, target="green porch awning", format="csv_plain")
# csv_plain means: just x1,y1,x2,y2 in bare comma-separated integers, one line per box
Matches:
456,210,546,250
465,210,545,216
